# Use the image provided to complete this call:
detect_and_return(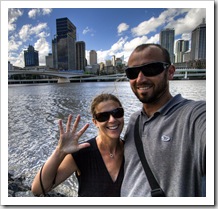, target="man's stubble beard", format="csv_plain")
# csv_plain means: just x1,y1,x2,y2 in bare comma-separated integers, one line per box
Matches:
132,72,169,104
